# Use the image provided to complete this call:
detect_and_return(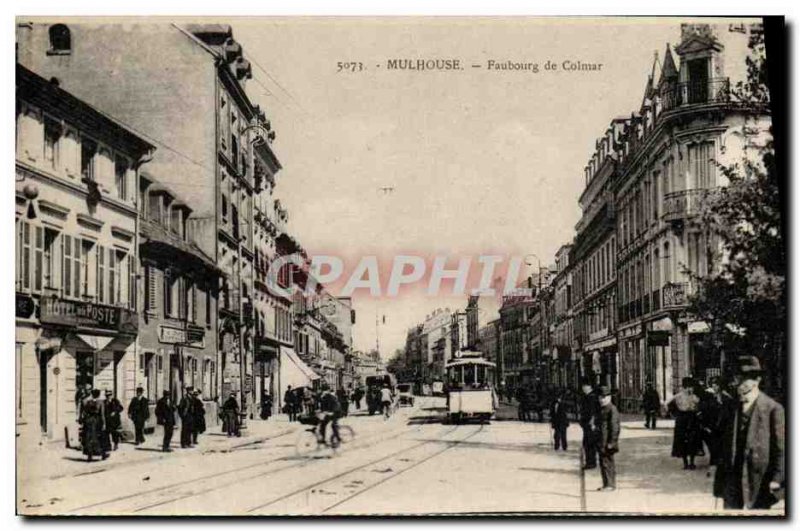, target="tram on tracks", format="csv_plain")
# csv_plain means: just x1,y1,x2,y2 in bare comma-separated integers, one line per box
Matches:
444,351,497,423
